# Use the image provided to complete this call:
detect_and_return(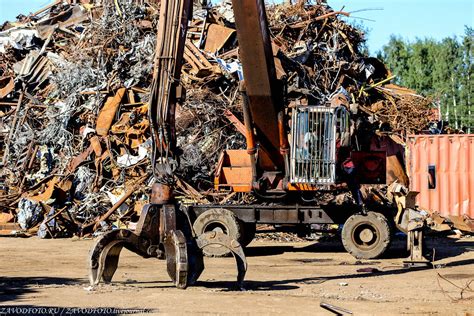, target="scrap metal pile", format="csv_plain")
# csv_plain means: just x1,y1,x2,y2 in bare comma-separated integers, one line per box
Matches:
0,0,435,237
